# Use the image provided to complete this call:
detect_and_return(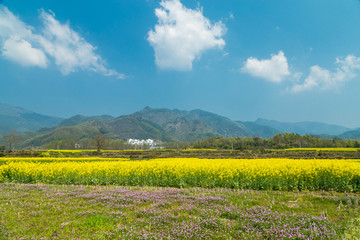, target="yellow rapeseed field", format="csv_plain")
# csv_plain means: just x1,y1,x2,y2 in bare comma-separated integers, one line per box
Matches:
1,158,360,191
273,148,360,152
0,157,129,163
43,149,145,154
